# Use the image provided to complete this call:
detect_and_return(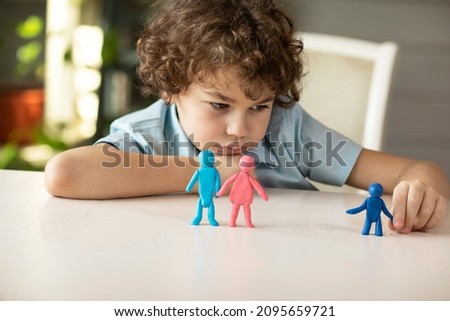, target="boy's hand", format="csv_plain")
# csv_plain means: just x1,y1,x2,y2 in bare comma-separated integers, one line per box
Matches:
346,149,449,233
389,180,448,233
